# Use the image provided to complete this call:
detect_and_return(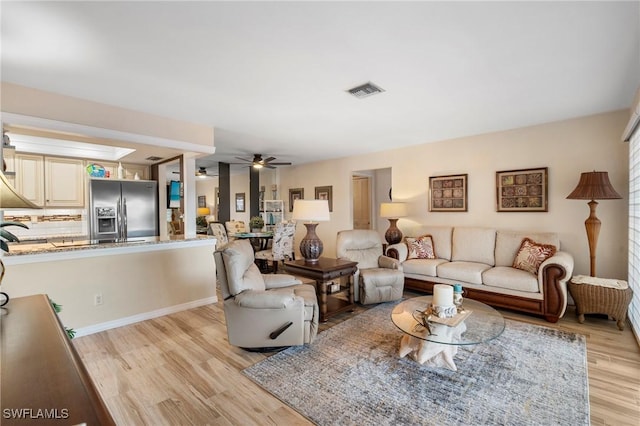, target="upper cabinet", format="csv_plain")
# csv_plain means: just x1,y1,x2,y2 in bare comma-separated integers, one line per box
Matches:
15,153,45,206
44,157,85,207
15,154,85,207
